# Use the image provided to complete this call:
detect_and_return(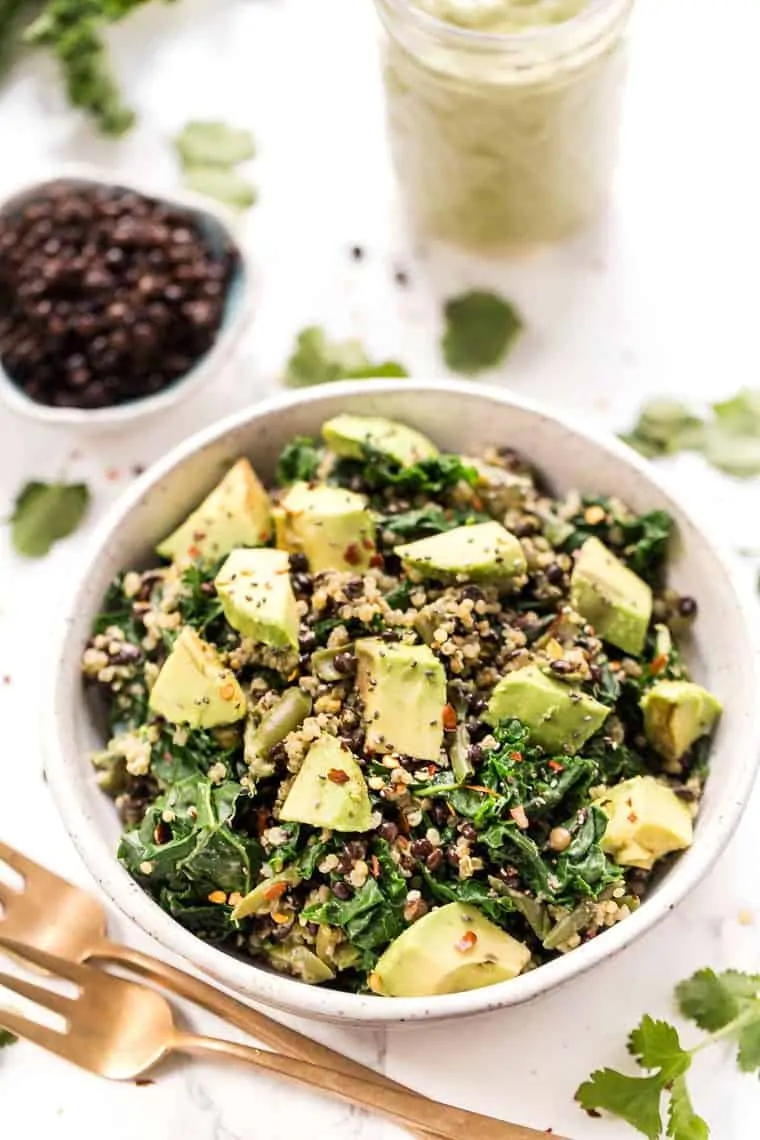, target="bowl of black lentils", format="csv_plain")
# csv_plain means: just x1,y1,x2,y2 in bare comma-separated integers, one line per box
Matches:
0,168,251,427
44,379,760,1025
